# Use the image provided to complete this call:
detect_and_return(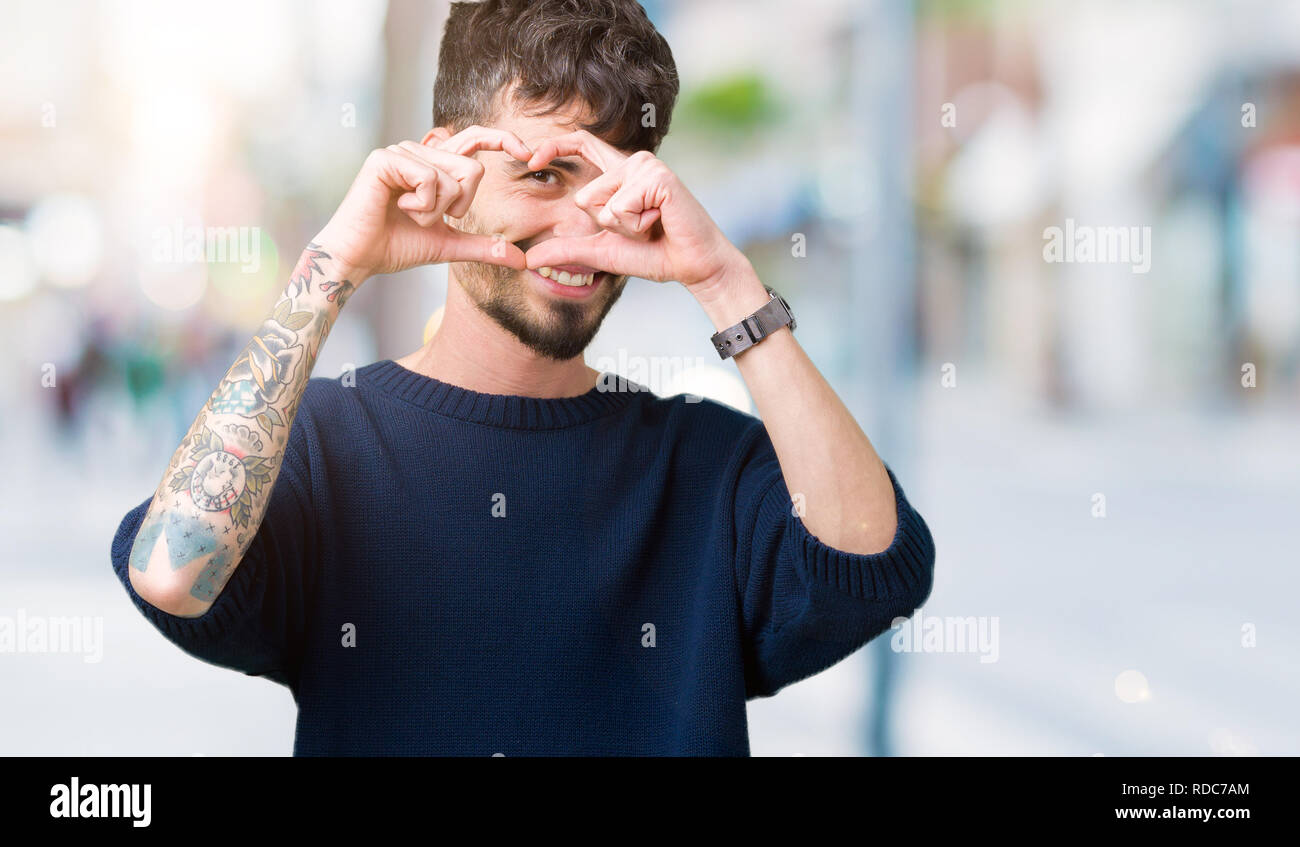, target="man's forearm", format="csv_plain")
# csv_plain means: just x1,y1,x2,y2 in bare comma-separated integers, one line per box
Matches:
127,245,357,617
695,261,899,556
